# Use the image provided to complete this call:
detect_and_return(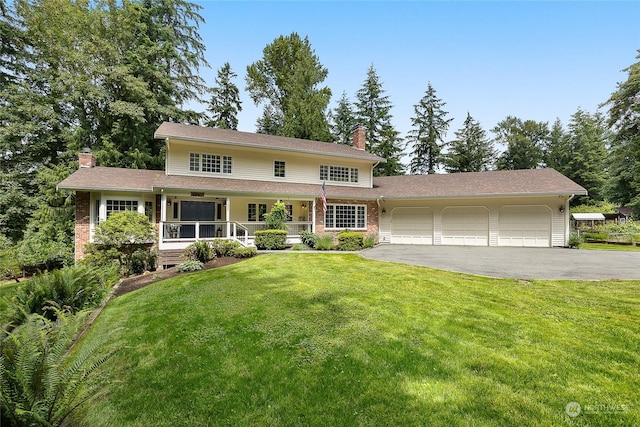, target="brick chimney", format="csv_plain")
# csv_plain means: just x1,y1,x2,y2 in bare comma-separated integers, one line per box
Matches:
352,125,366,150
78,148,96,168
